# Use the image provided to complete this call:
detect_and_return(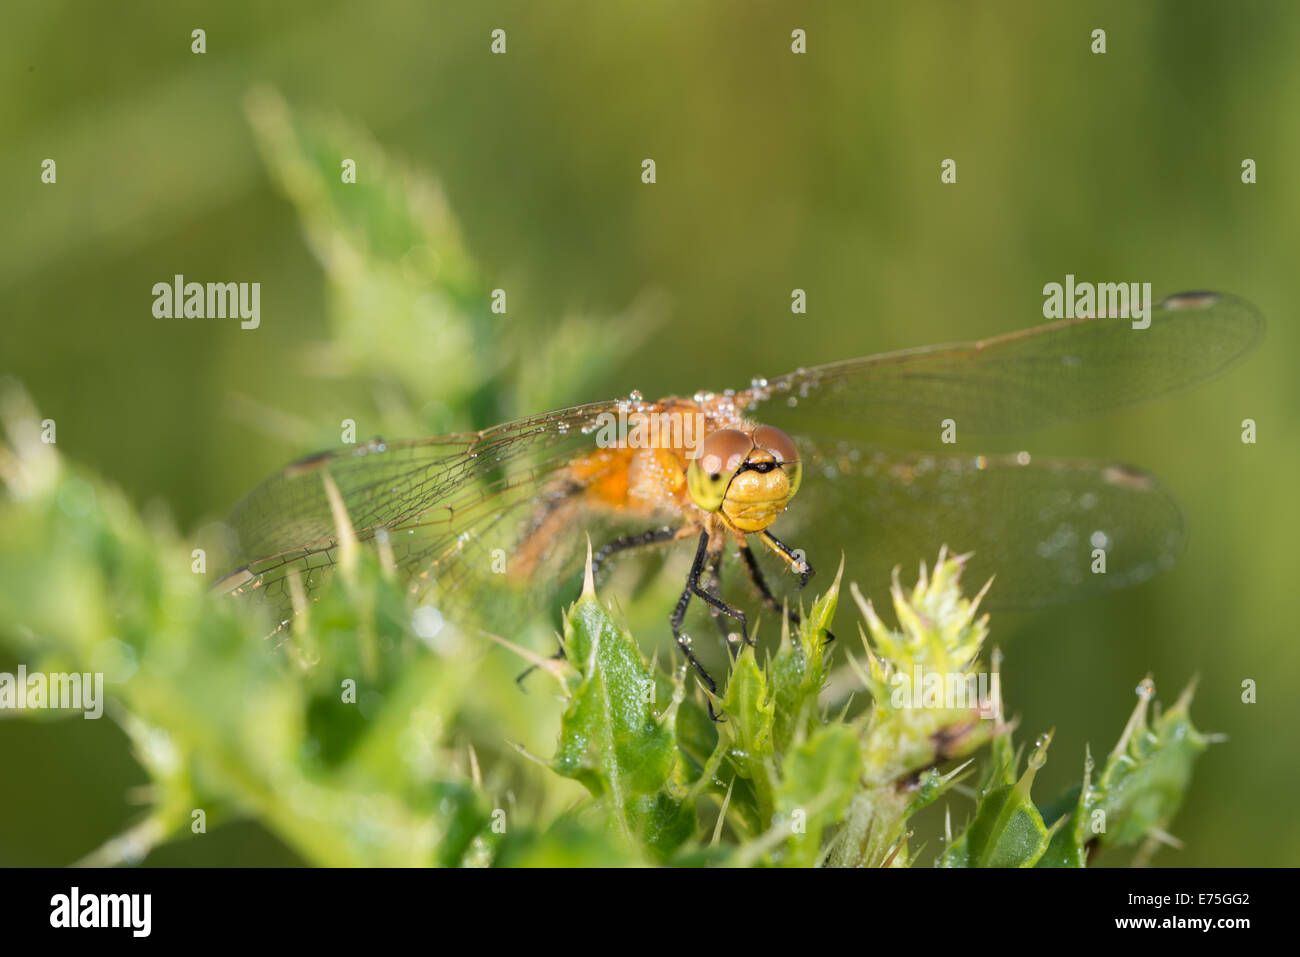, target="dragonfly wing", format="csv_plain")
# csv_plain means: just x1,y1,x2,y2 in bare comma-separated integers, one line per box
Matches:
777,437,1184,609
741,292,1263,434
217,400,635,629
